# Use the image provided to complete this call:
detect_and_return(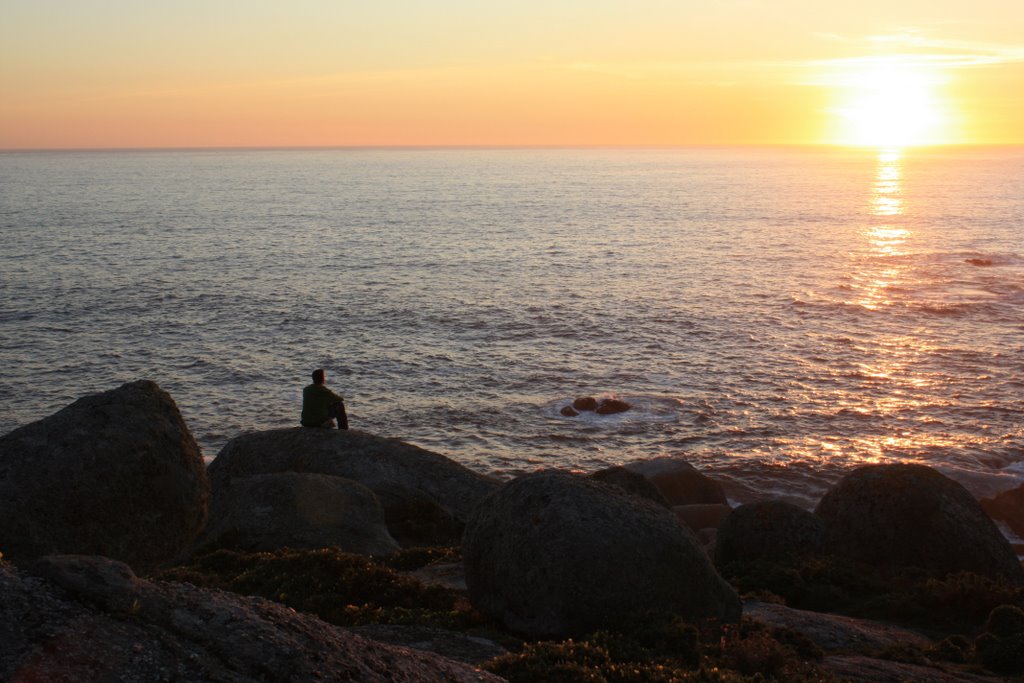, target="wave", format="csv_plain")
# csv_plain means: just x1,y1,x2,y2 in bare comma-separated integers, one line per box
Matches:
789,295,1003,319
